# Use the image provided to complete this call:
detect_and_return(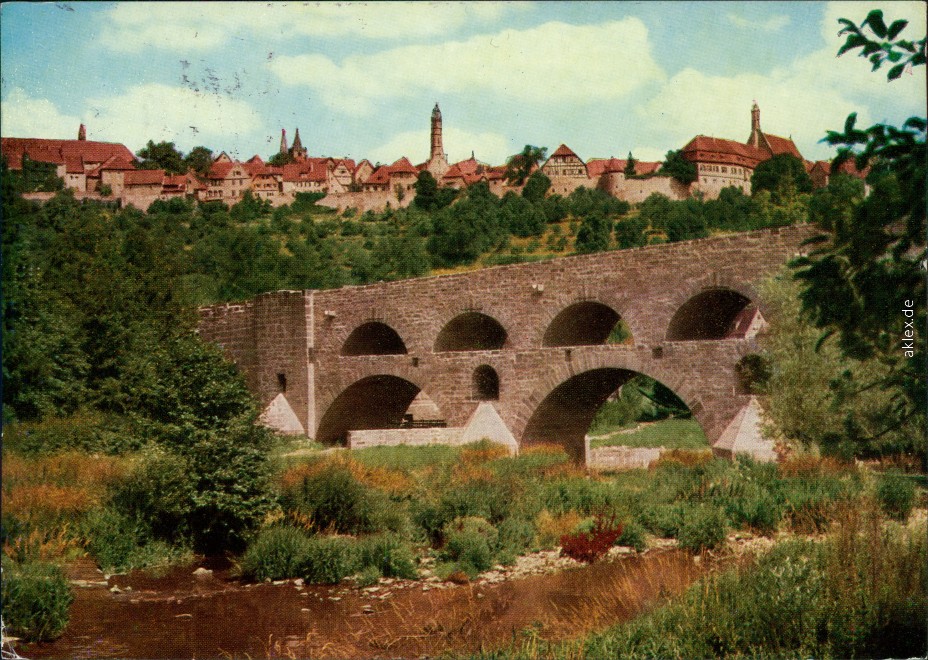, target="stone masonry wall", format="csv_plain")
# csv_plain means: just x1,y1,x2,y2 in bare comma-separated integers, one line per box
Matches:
199,224,819,454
